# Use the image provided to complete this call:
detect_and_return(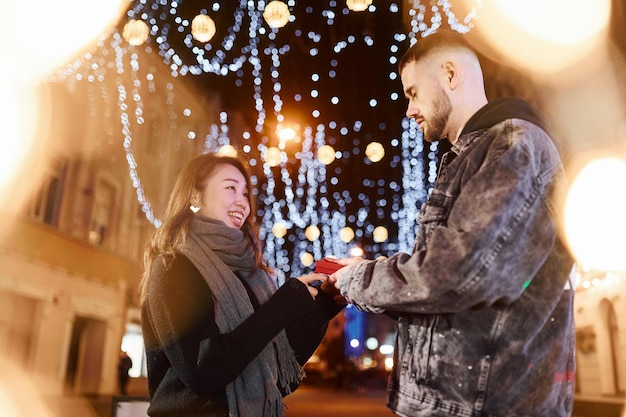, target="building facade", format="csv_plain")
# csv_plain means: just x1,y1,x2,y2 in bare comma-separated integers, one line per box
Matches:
0,58,221,397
